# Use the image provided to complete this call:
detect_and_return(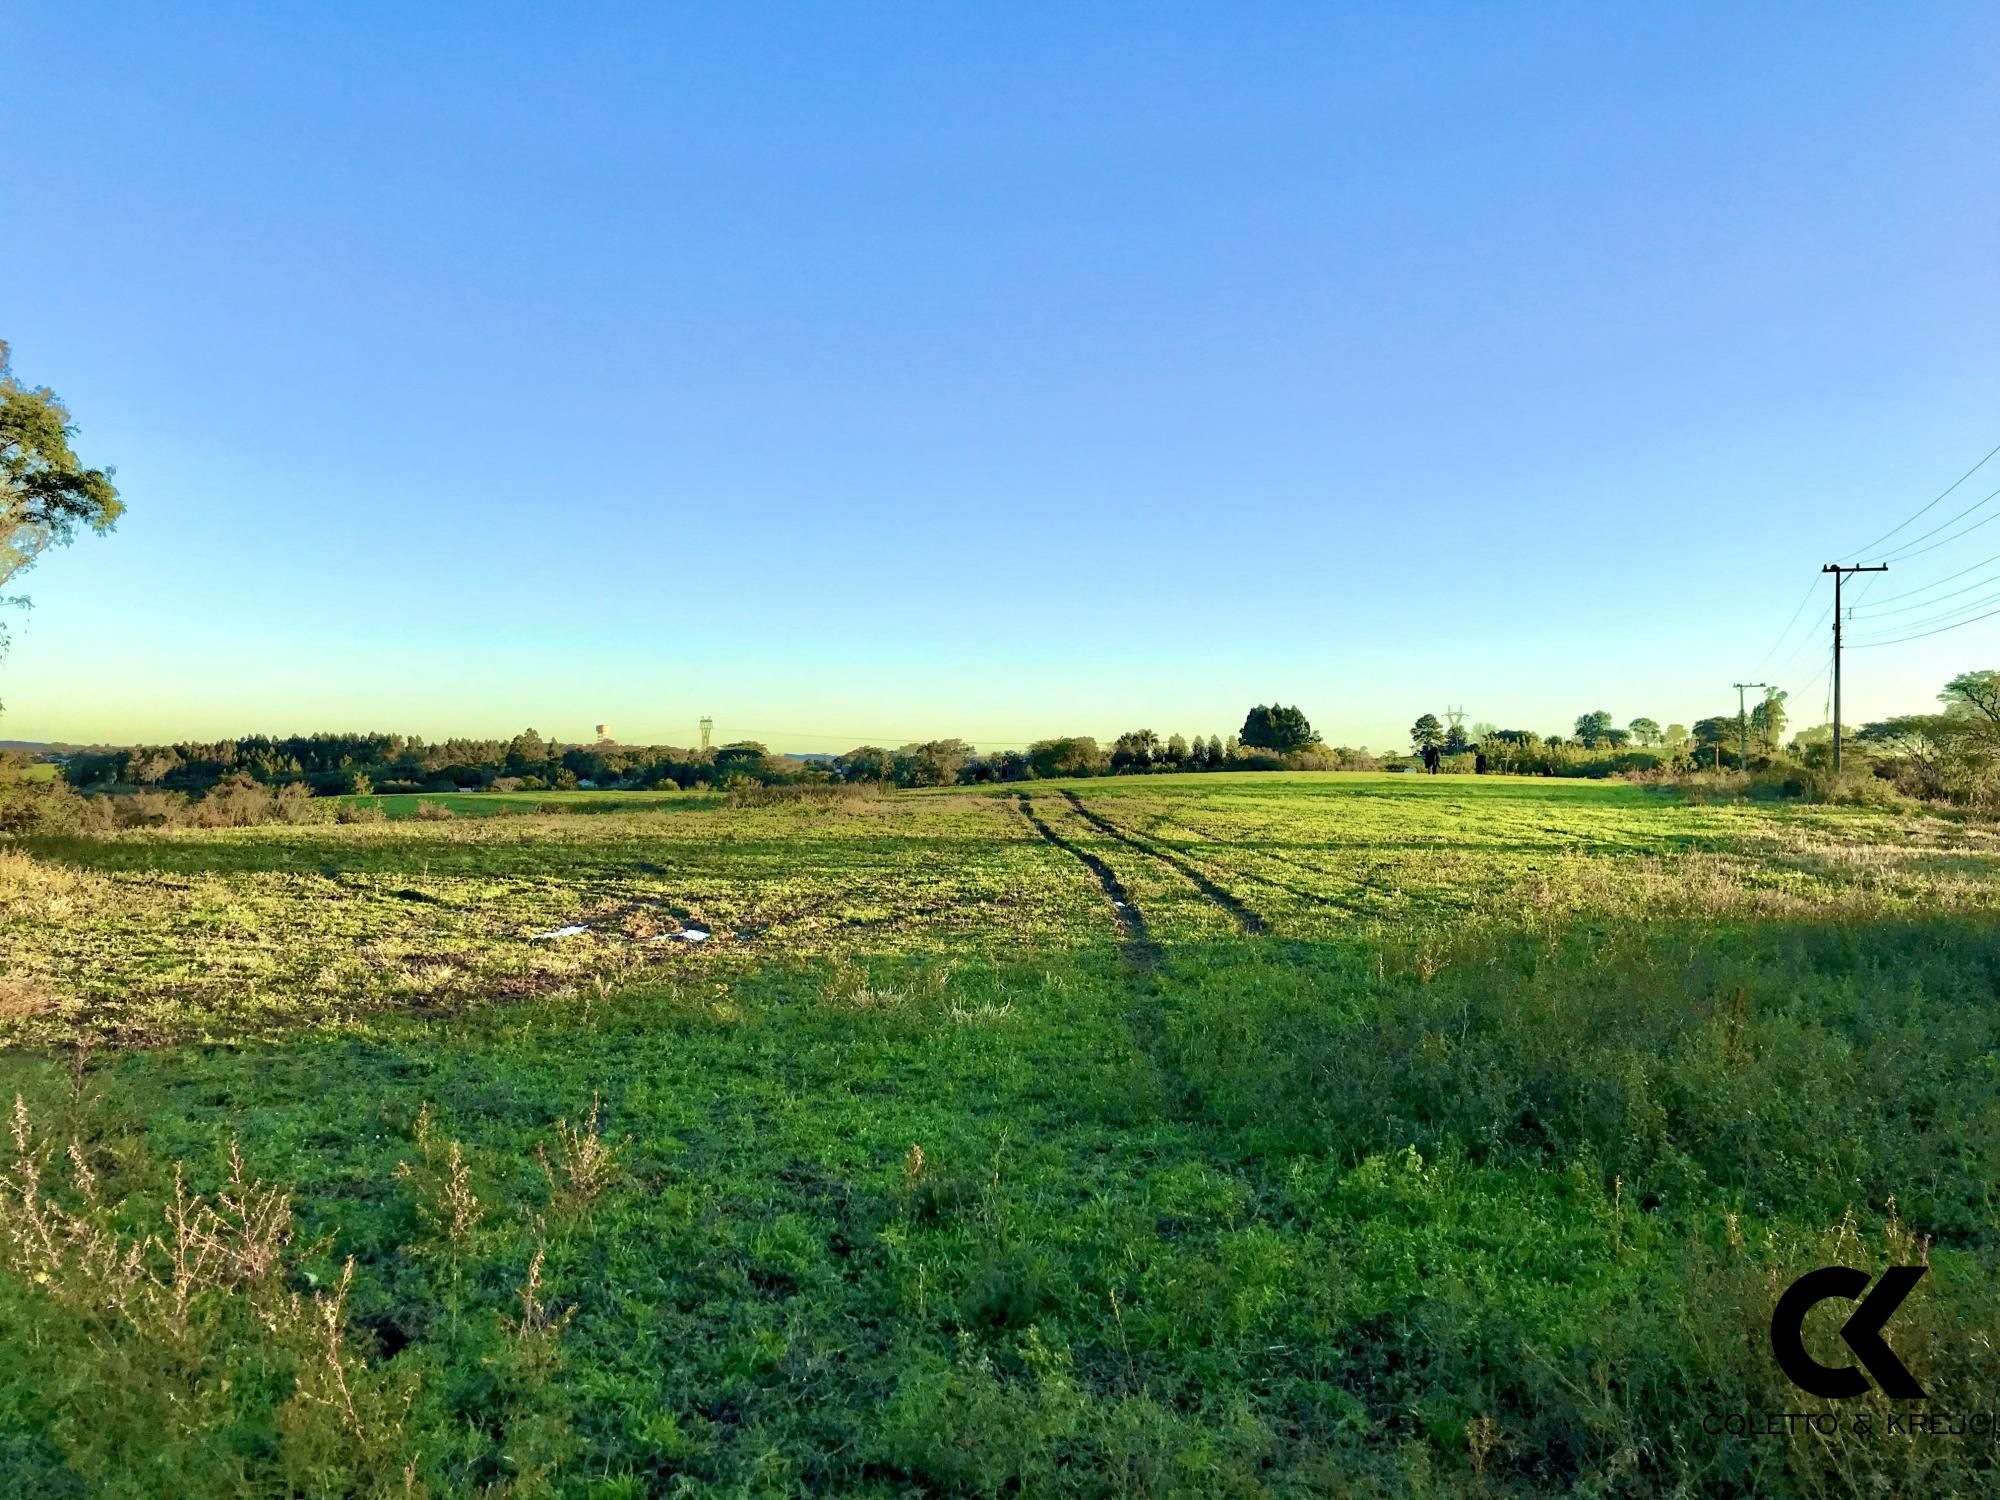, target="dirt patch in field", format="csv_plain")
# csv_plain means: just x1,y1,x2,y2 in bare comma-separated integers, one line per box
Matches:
0,978,56,1022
